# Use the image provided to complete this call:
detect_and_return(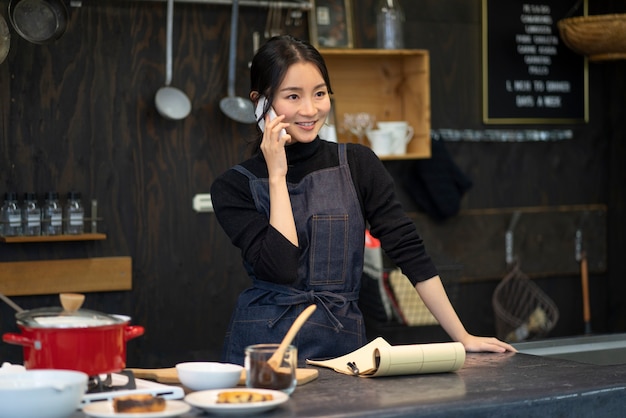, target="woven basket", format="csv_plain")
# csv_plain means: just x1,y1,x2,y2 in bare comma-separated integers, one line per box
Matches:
557,14,626,61
492,266,559,342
